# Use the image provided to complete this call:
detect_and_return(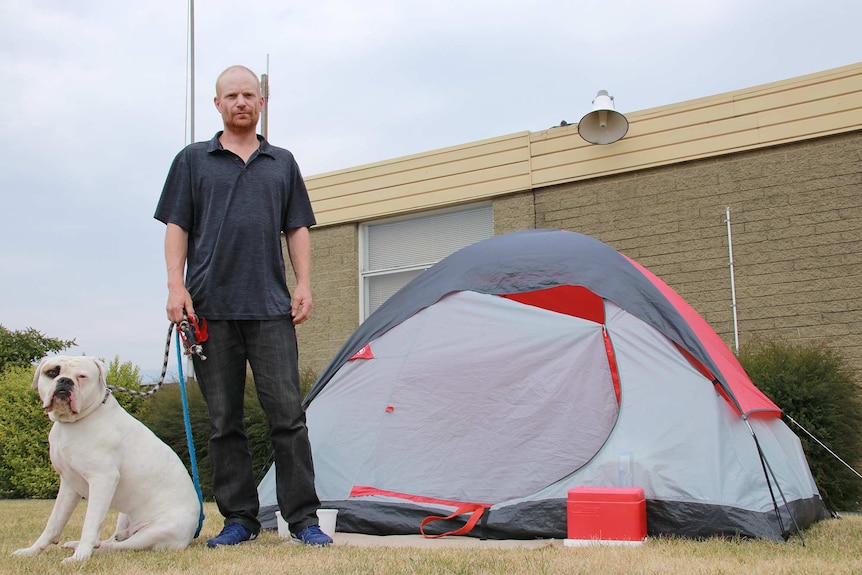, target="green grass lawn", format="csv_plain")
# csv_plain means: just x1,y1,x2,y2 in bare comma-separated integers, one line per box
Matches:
2,500,861,575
